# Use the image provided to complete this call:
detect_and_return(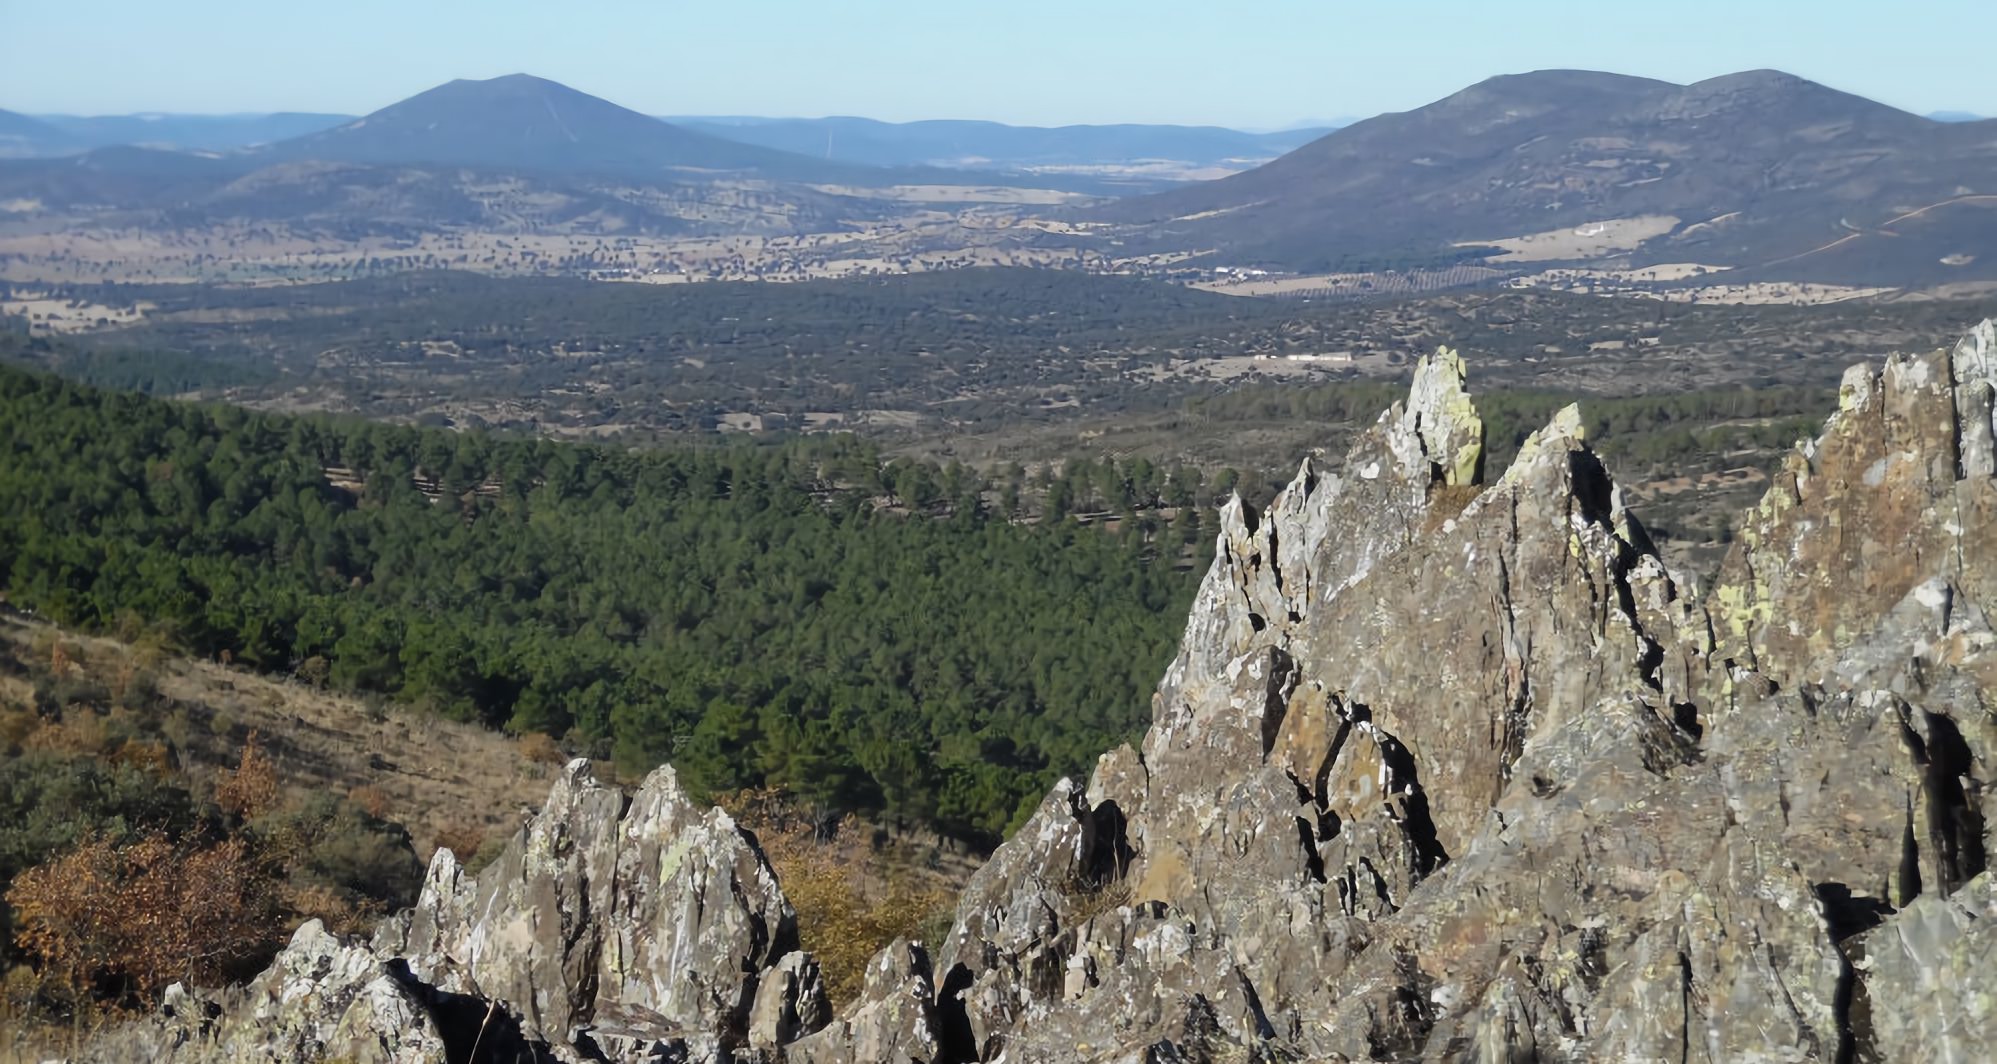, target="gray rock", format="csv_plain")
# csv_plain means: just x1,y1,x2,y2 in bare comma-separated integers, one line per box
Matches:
784,940,941,1064
100,760,817,1063
1849,872,1997,1063
749,951,831,1050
